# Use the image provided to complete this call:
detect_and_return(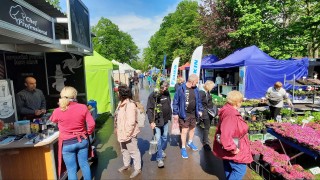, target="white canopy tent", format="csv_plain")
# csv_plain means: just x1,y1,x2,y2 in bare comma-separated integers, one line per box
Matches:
112,60,135,85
